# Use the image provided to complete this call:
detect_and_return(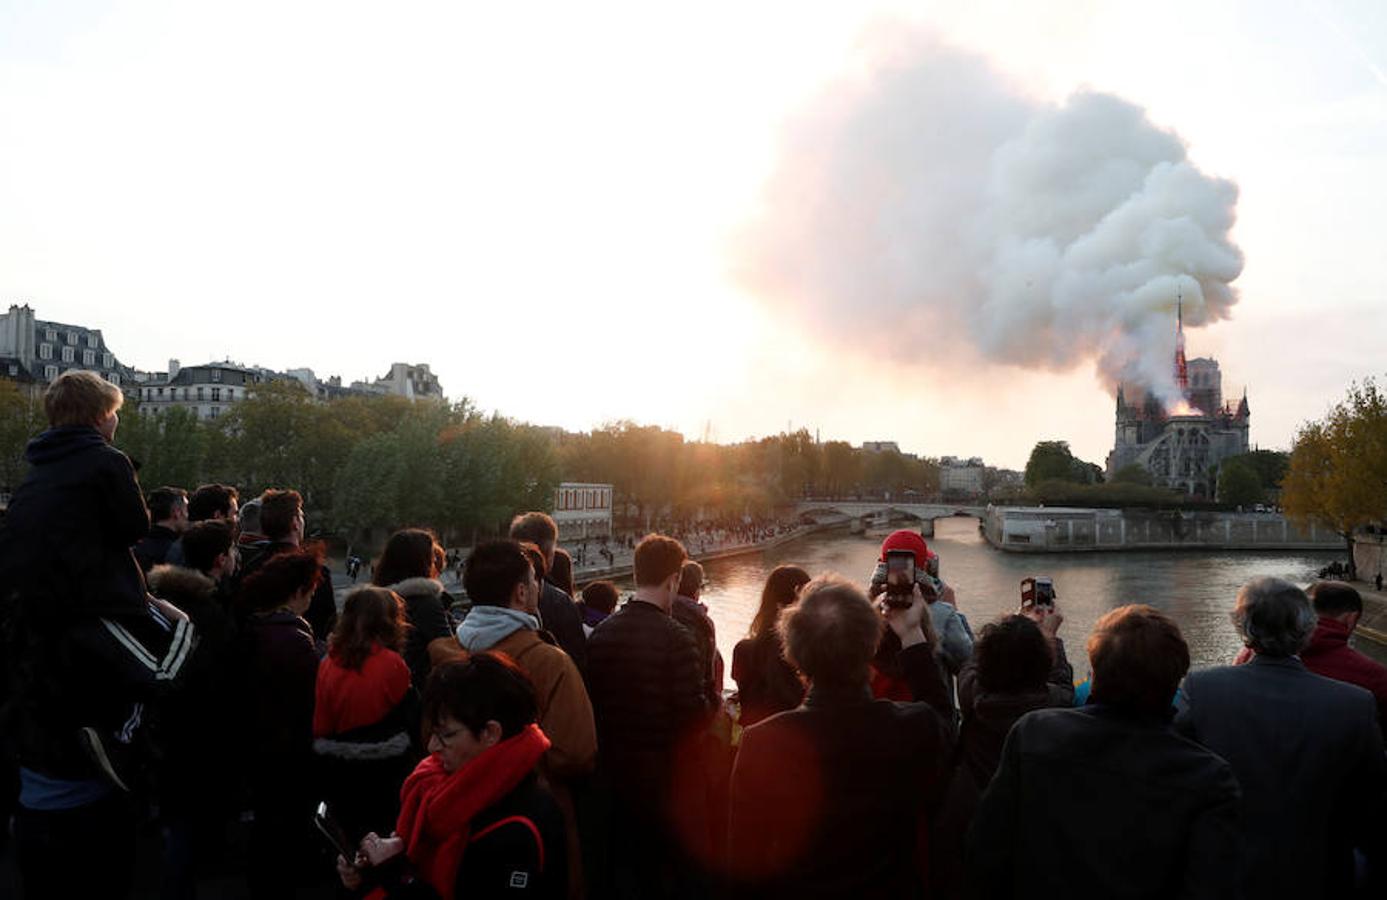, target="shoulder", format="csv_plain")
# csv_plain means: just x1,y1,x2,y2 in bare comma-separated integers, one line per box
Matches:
389,577,444,601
